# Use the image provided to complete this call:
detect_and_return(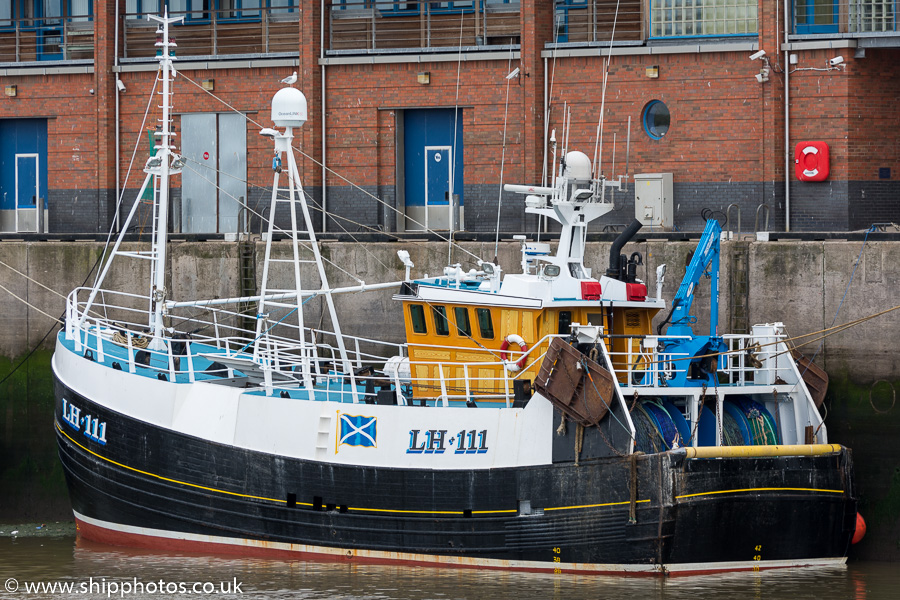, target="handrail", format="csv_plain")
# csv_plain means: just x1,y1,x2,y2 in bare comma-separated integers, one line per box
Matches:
755,203,770,232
